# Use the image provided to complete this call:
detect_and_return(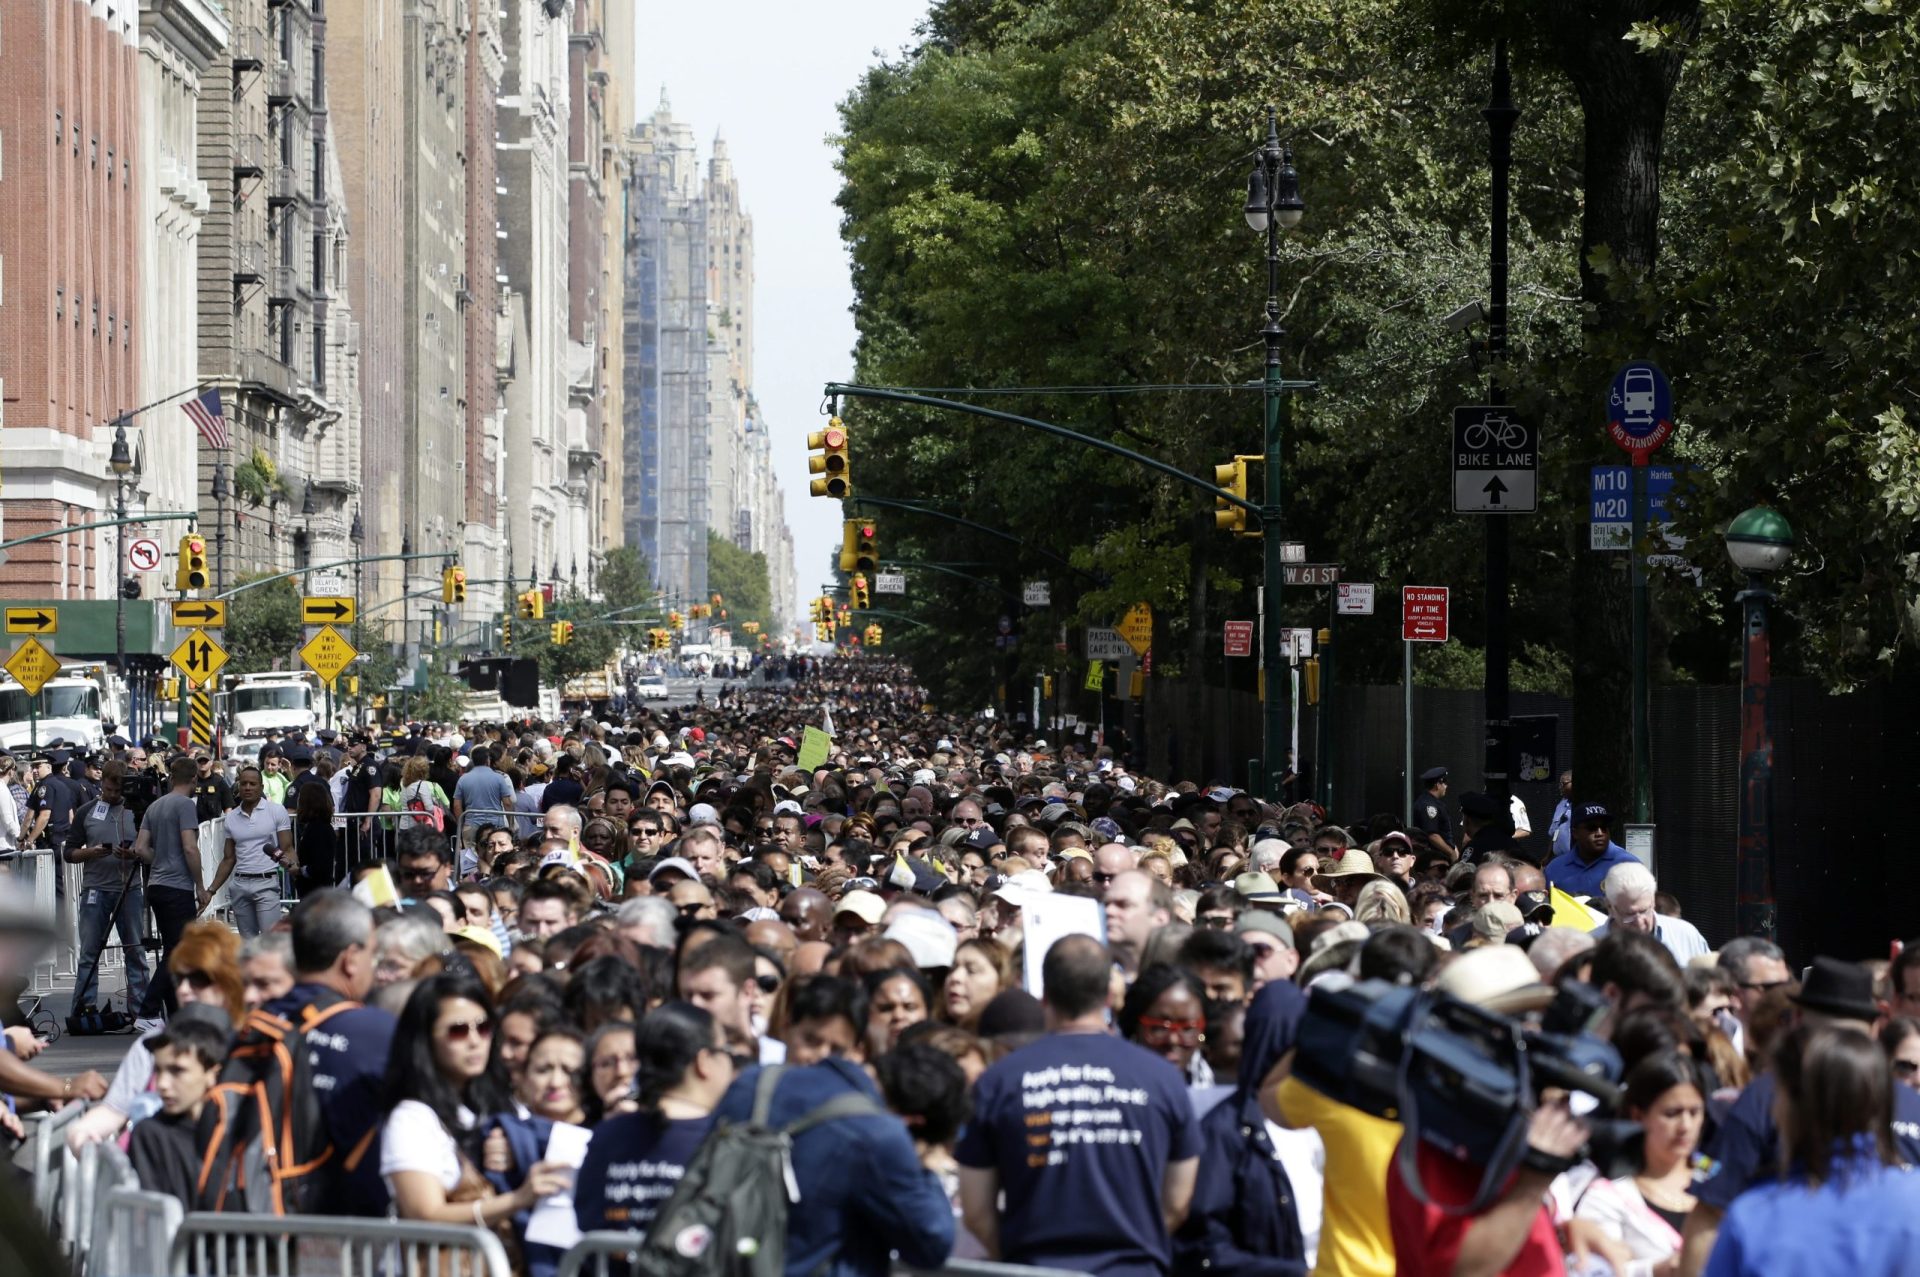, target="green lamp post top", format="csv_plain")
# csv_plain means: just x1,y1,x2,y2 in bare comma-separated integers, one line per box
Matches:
1725,505,1794,574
